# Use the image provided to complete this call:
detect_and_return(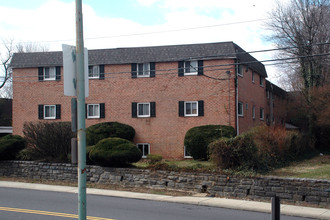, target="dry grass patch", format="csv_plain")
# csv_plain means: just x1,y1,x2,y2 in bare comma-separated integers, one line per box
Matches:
267,154,330,179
